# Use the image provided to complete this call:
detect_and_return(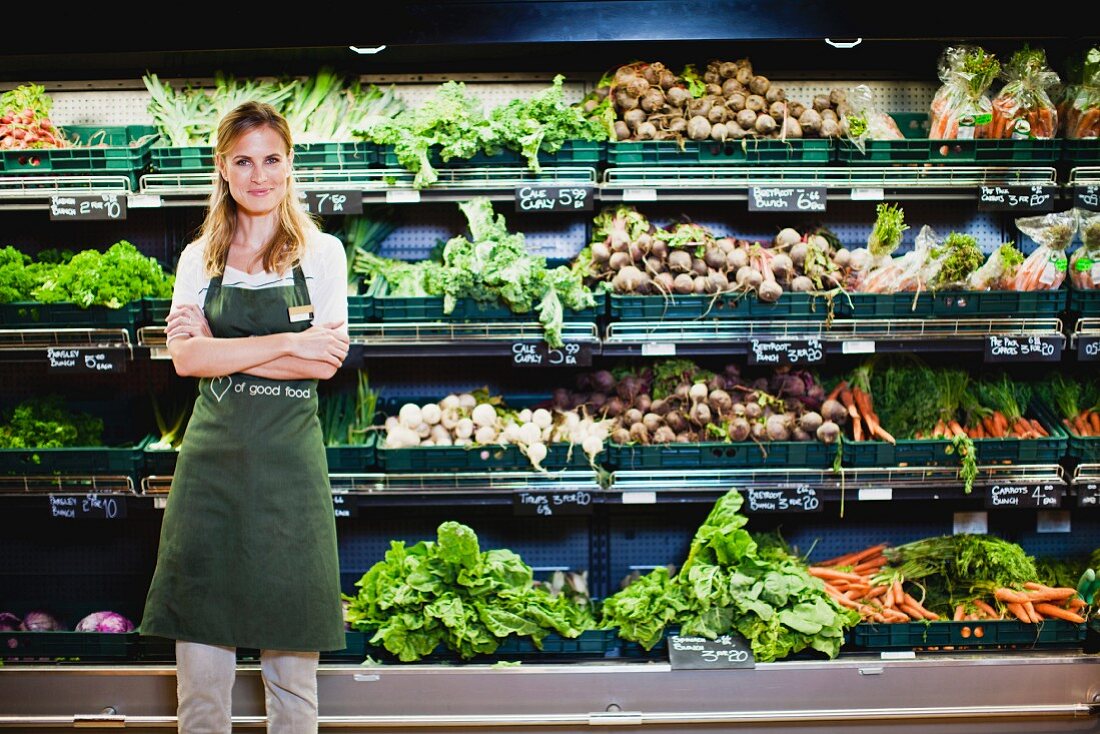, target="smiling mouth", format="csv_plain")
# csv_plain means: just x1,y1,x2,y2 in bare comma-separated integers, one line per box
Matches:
248,188,273,196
